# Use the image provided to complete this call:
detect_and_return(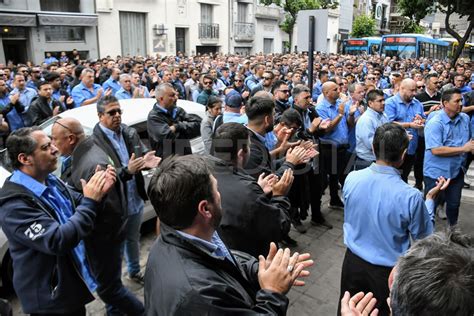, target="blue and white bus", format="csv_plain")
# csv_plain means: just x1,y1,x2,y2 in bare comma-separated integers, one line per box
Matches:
380,34,449,59
342,37,382,55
